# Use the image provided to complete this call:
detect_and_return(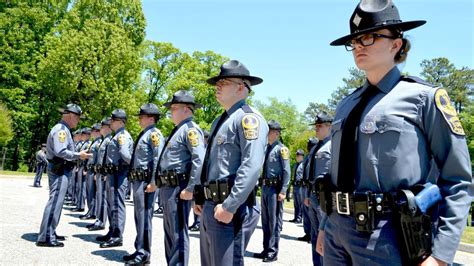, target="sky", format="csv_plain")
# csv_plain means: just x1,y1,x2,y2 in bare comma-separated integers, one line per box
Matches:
141,0,473,113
